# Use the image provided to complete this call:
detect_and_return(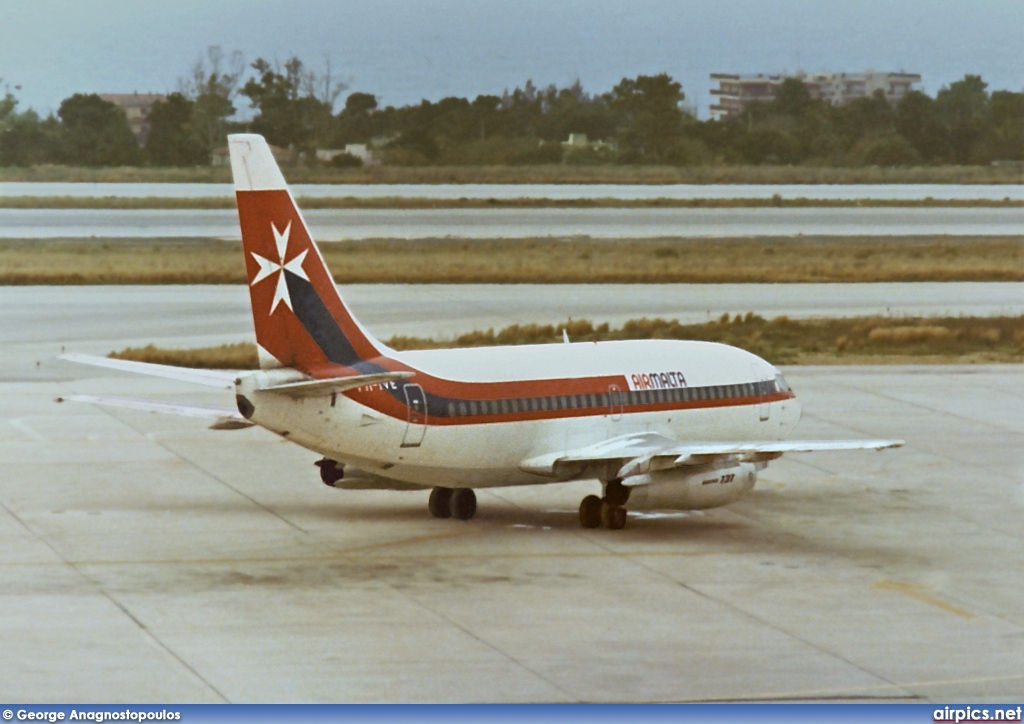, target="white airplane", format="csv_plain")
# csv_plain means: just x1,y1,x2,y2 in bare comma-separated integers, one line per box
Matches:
60,134,902,529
